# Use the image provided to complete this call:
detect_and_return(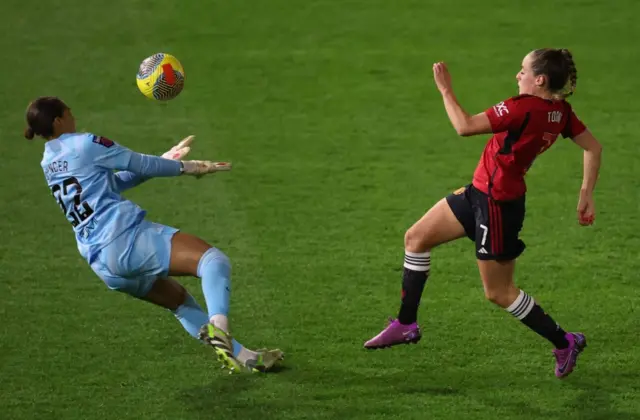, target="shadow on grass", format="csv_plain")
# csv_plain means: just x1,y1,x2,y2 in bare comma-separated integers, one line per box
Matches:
178,355,639,420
